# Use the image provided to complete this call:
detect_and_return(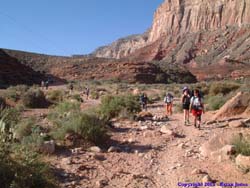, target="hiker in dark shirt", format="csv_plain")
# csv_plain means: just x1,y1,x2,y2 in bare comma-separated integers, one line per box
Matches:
182,87,191,125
